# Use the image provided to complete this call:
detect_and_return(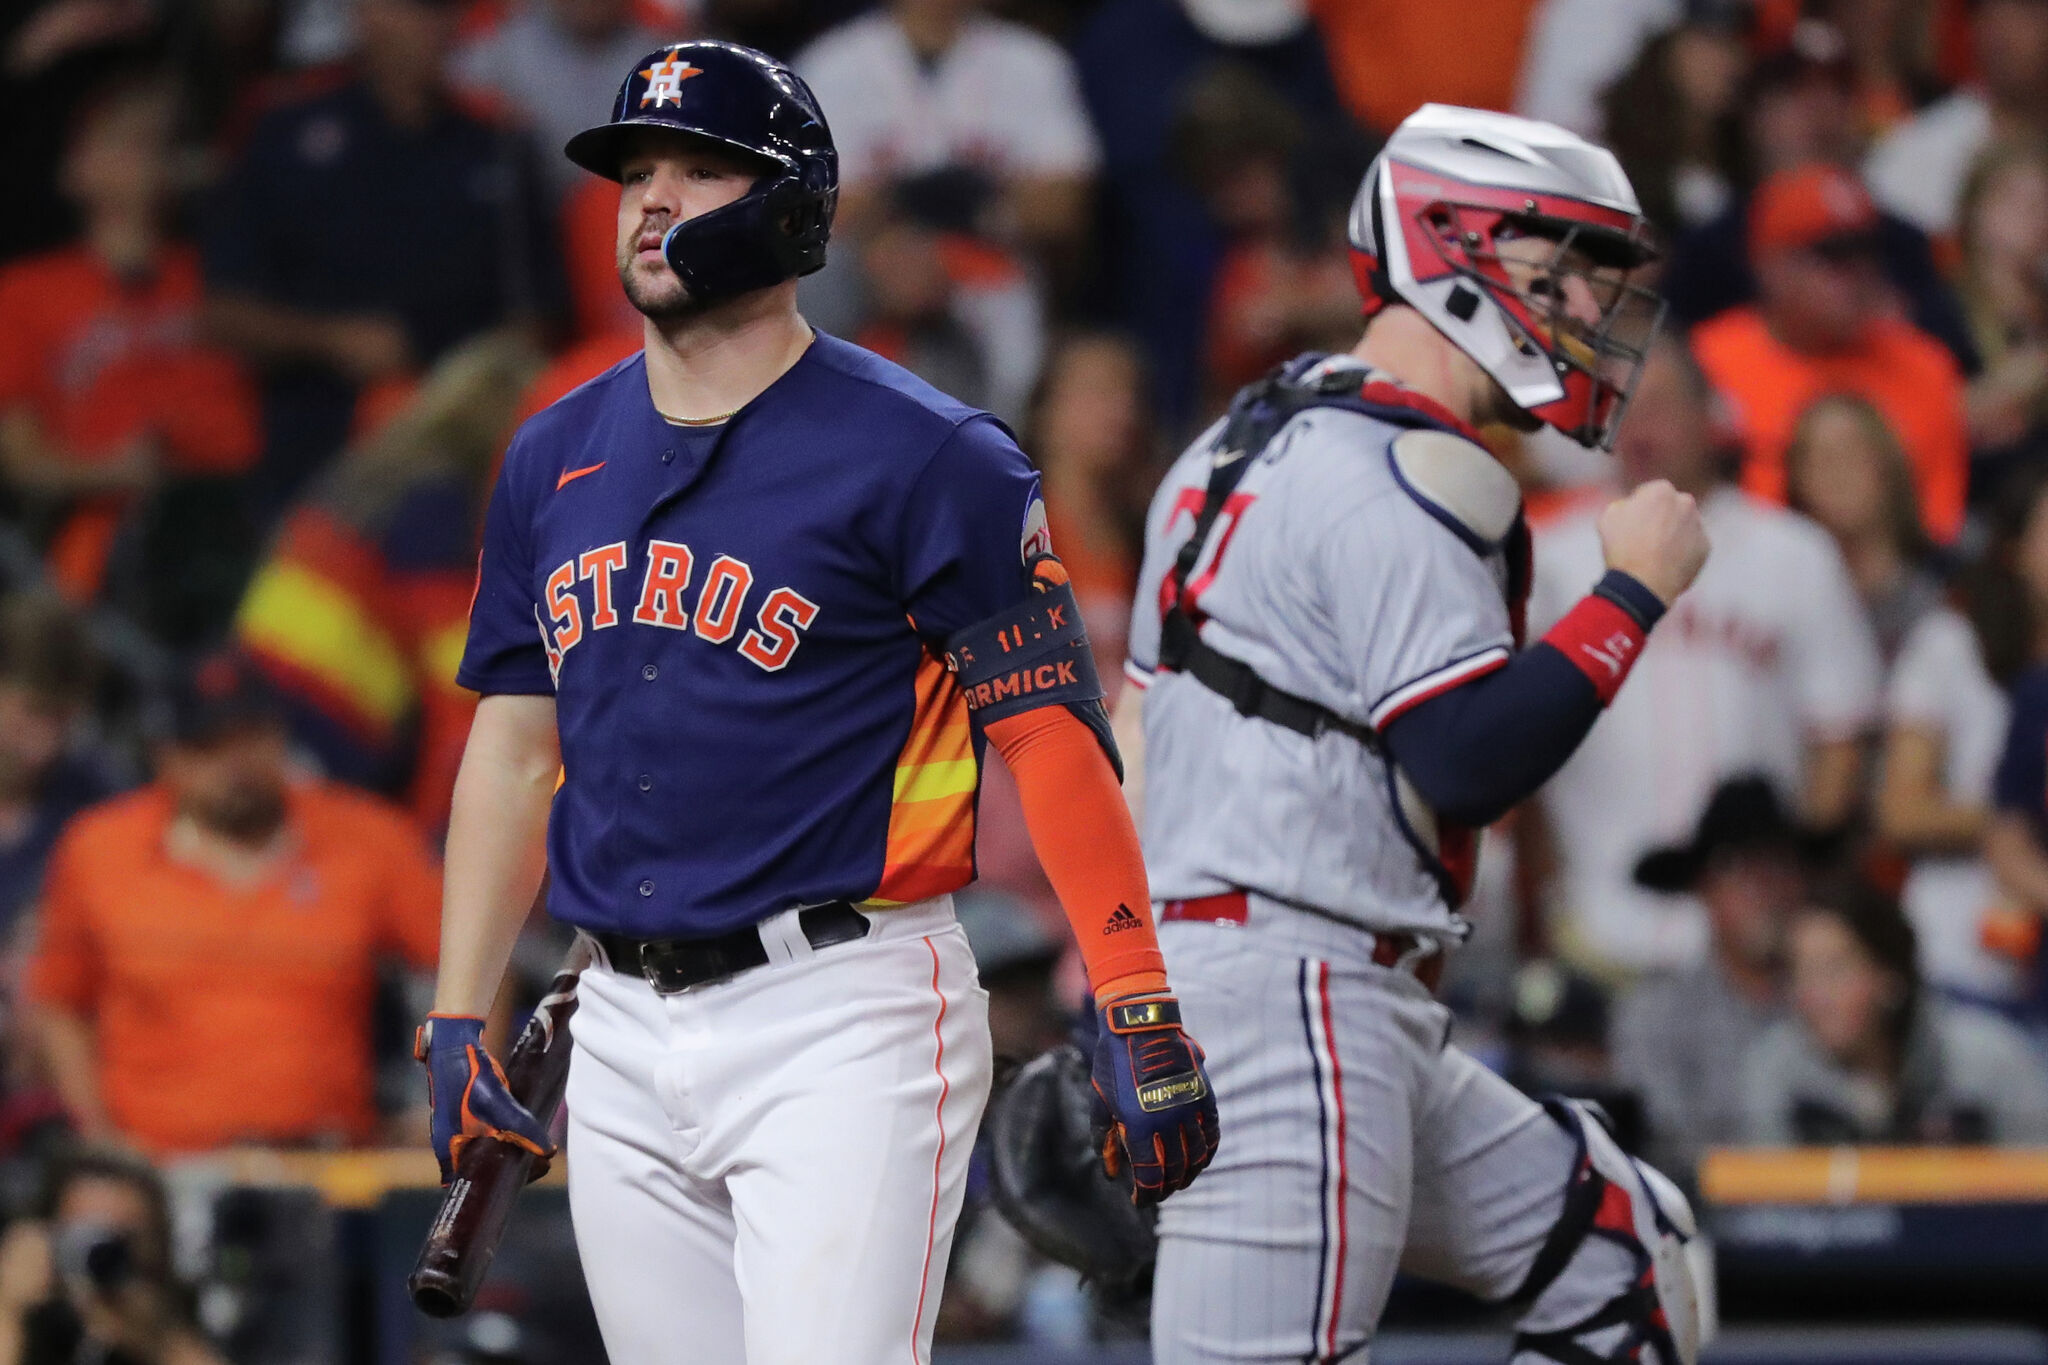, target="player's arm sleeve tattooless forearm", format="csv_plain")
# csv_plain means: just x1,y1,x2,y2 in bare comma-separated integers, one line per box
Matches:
985,706,1168,1001
1381,570,1665,827
946,564,1165,1000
